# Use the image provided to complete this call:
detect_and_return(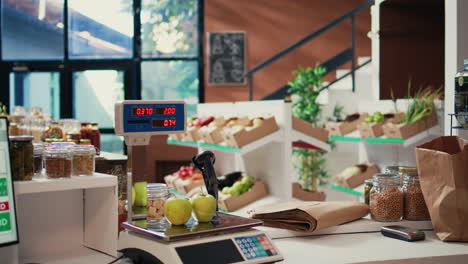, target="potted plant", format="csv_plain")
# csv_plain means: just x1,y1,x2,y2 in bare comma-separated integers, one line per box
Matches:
288,66,330,201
